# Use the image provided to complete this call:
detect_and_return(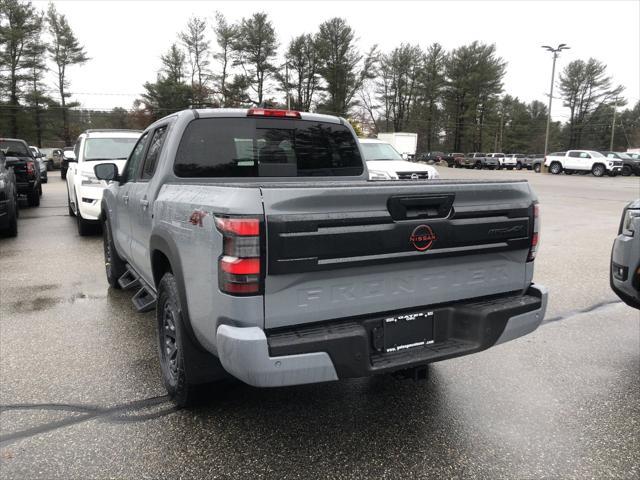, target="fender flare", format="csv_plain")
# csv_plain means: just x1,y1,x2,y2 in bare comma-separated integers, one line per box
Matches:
149,229,208,352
